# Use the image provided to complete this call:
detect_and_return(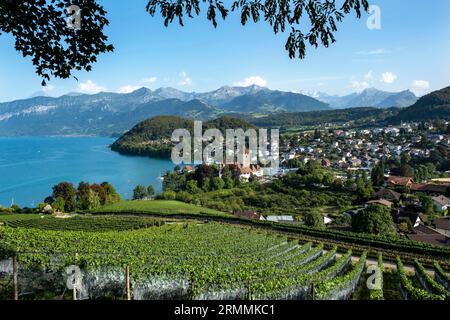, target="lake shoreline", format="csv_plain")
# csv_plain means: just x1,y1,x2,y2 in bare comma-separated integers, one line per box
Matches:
0,136,174,207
